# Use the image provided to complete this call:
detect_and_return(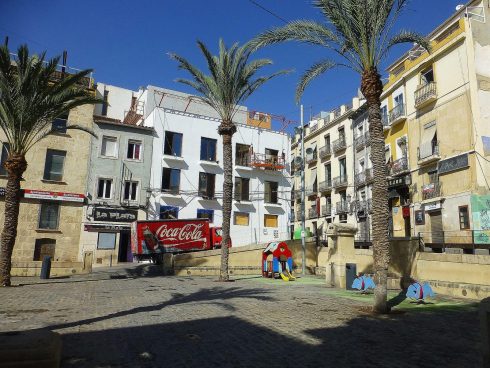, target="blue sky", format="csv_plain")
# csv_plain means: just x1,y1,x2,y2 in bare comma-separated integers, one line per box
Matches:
0,0,466,128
